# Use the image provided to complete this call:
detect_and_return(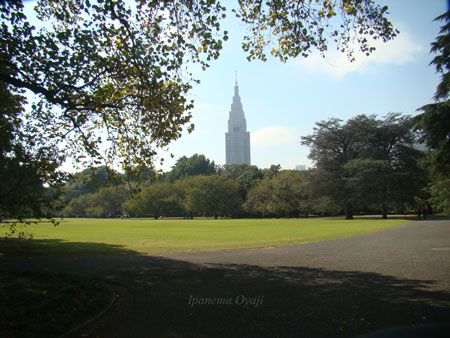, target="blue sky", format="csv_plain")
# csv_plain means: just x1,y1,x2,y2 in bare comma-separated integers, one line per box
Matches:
156,0,448,172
